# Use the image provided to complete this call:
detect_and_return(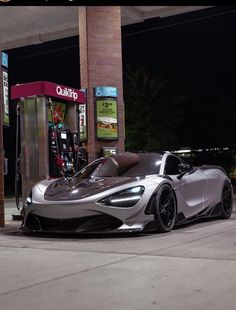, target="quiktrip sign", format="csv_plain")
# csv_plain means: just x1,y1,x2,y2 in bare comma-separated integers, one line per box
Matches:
11,81,86,104
55,85,78,102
